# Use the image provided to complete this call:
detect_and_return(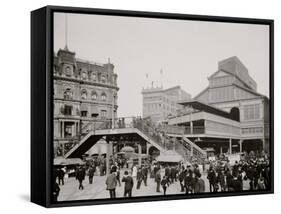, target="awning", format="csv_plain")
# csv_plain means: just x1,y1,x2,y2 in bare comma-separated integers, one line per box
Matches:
121,146,135,153
156,150,183,163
